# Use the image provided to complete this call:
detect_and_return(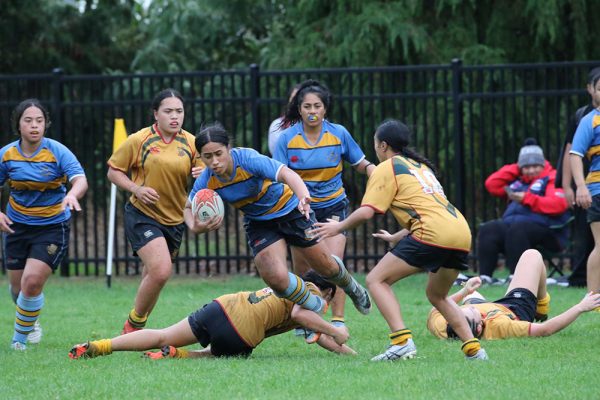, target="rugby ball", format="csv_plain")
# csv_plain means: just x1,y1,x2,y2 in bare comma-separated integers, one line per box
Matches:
191,189,225,222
